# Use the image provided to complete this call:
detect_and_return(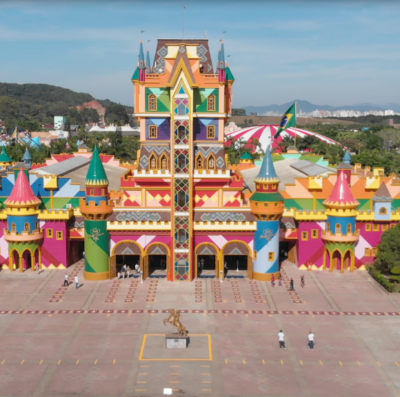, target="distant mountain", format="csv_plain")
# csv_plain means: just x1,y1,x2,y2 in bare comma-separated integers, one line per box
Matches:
242,99,399,115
